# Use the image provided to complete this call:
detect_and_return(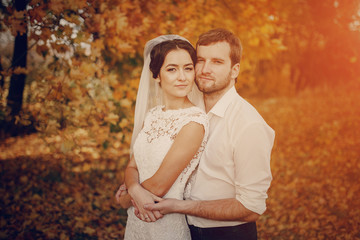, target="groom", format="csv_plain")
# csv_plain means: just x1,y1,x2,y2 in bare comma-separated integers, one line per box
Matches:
118,28,275,240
